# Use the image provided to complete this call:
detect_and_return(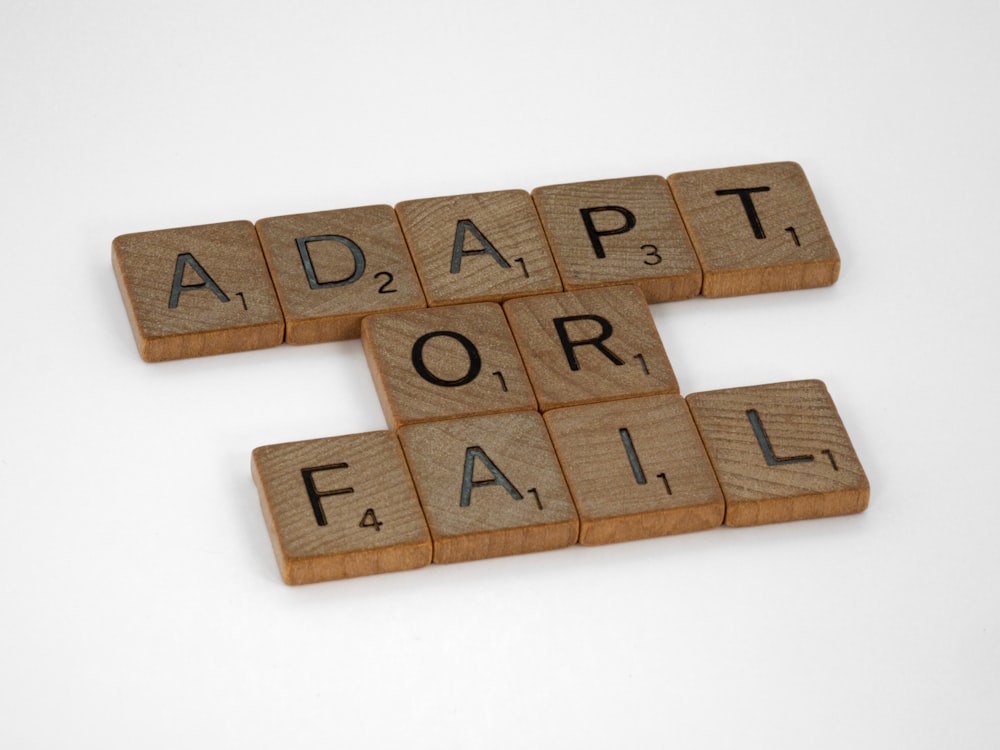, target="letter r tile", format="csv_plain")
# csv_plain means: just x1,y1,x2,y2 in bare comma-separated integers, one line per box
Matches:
544,394,724,545
686,379,869,526
361,302,537,429
251,431,432,585
667,162,840,297
398,411,579,564
255,205,426,344
395,190,562,306
503,285,679,411
112,221,284,361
